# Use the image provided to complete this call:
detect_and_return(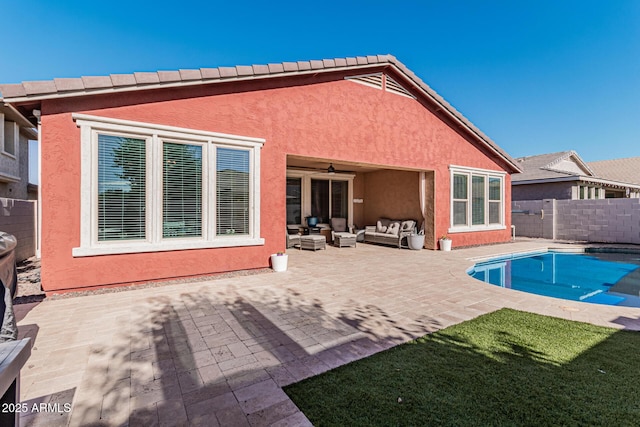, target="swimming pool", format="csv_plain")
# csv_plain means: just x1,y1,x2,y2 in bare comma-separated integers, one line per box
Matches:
468,250,640,307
